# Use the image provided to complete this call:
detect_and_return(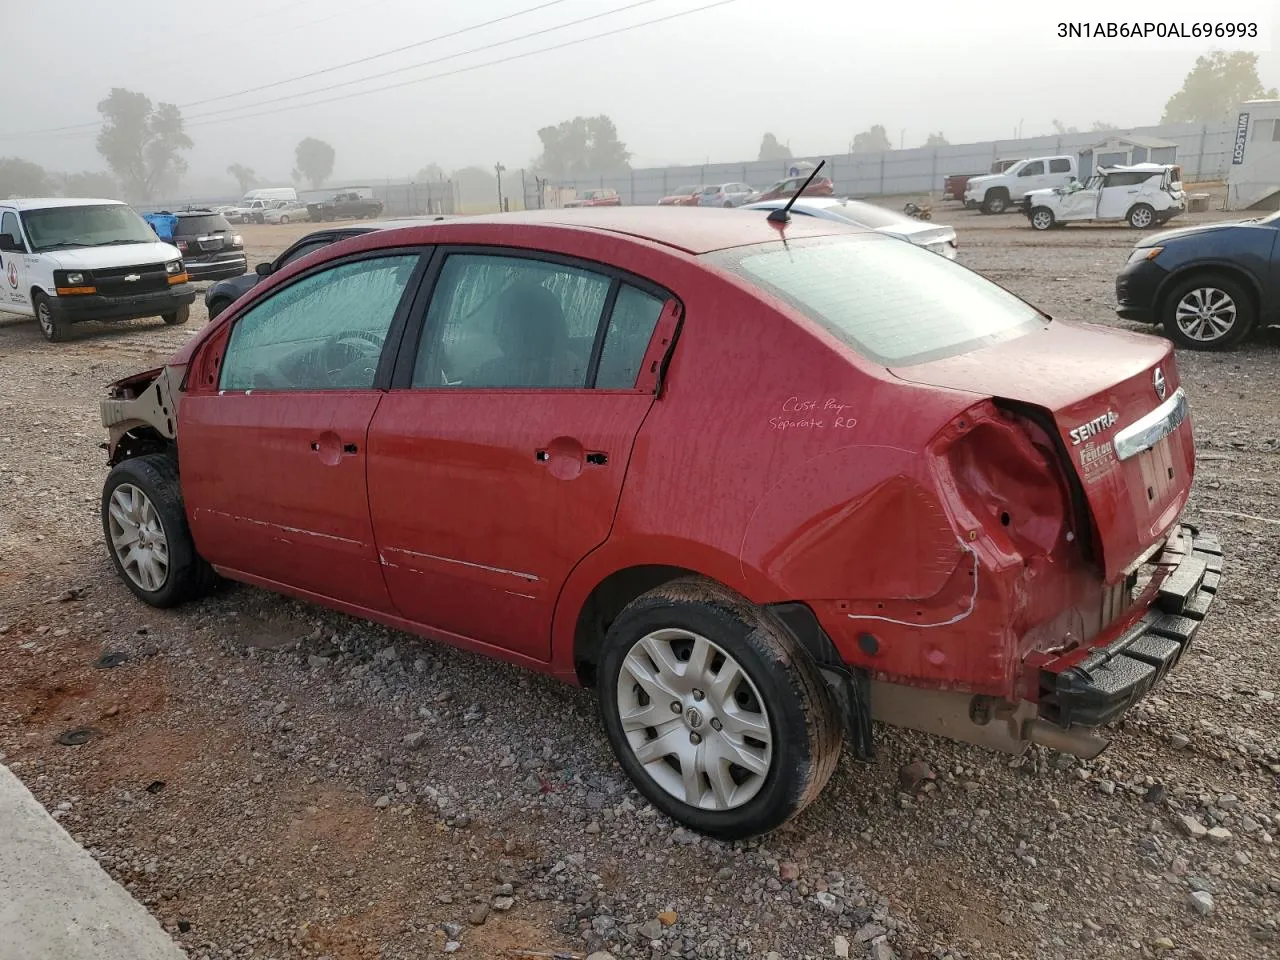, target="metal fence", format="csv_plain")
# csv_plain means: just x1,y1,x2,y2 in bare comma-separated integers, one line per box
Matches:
538,121,1237,205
